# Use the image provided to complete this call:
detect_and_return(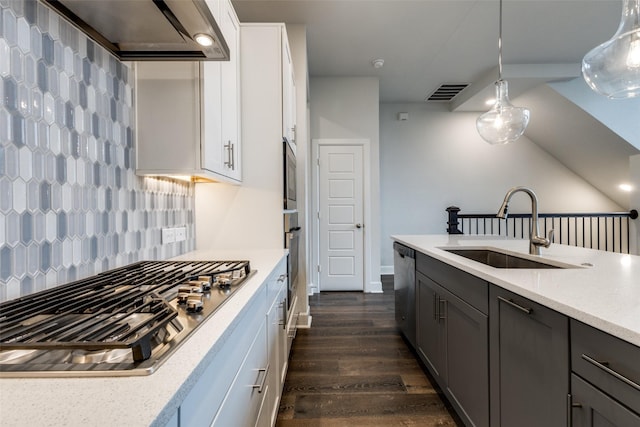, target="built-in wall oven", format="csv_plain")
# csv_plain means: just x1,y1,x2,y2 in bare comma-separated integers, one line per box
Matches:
284,139,297,211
